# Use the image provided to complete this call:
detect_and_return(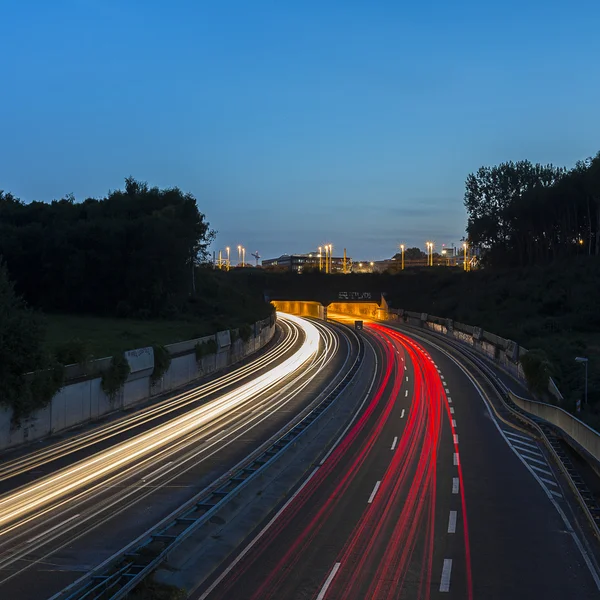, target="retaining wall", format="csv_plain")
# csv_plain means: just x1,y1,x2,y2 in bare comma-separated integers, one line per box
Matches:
0,317,275,451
